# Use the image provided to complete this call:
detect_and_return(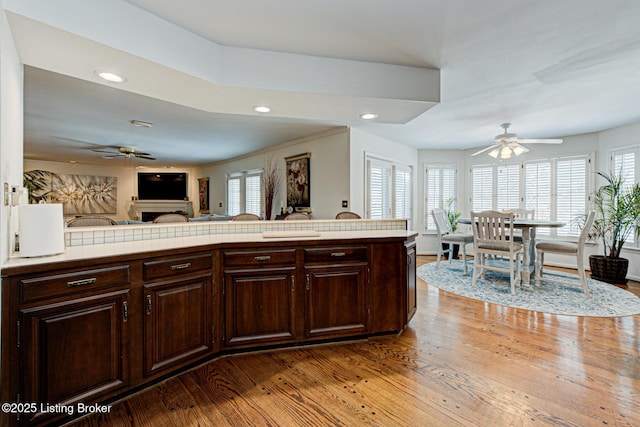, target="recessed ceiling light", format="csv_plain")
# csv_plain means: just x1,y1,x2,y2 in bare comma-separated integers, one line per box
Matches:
130,119,153,128
94,70,127,83
359,113,378,120
253,105,271,113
